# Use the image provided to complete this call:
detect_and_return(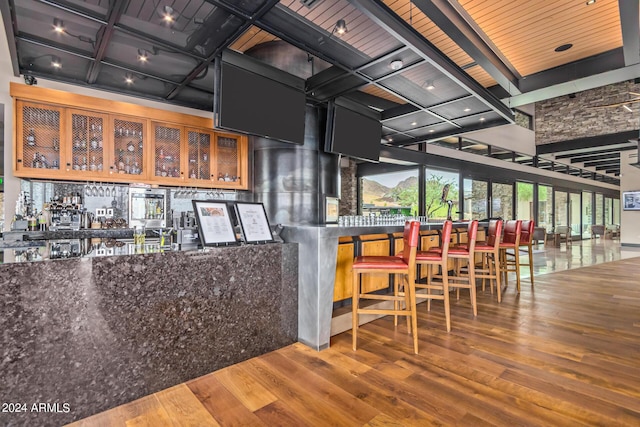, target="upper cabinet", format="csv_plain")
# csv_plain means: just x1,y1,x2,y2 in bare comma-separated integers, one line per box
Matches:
11,83,248,190
15,101,65,178
112,116,148,180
